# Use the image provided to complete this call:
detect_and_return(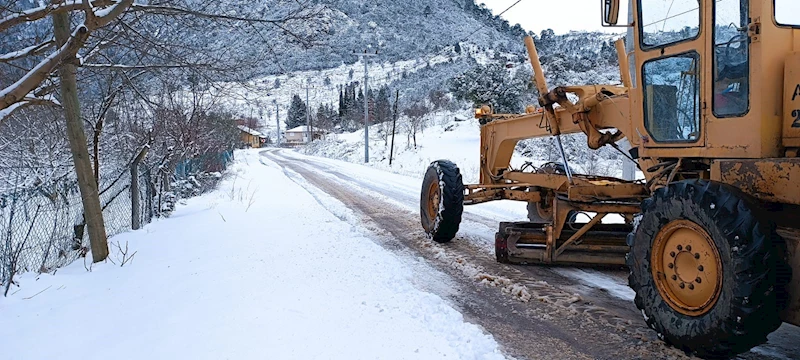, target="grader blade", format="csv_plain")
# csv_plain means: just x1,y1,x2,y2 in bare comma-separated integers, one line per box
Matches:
495,221,631,266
